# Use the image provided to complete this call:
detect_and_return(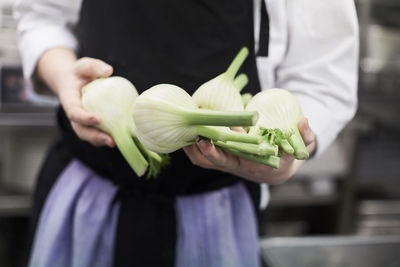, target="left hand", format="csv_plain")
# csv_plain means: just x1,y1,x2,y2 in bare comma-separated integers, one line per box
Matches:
183,118,317,184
